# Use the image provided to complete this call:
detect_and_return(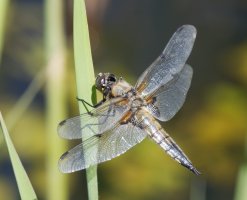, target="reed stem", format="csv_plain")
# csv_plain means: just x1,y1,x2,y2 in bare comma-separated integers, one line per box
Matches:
73,0,98,199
